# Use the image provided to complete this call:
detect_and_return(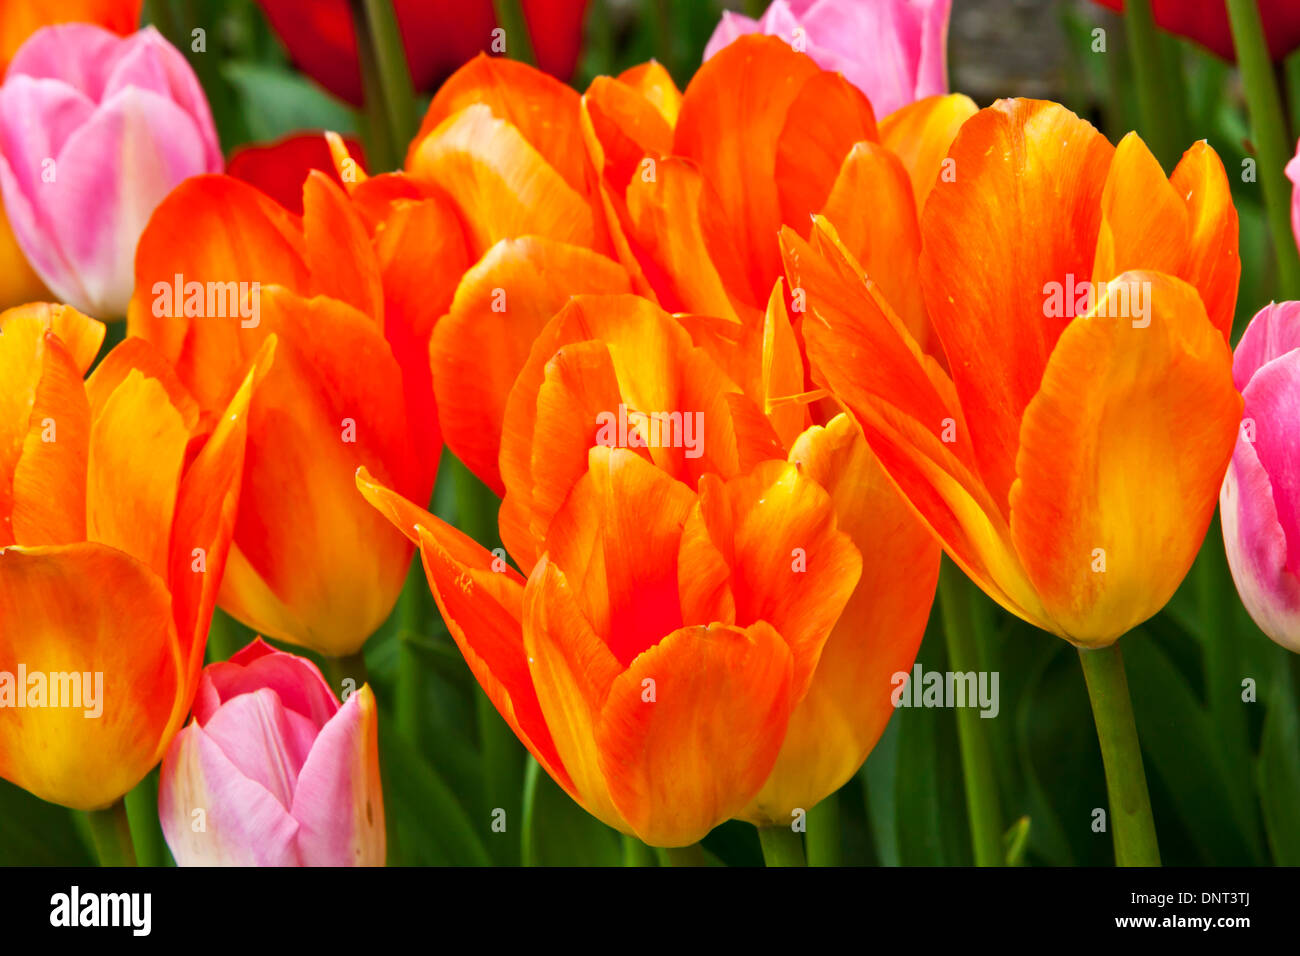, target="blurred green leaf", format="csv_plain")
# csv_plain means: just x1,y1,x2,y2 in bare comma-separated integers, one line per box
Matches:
520,757,621,866
379,722,490,866
0,780,94,866
1258,655,1300,864
222,61,358,144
